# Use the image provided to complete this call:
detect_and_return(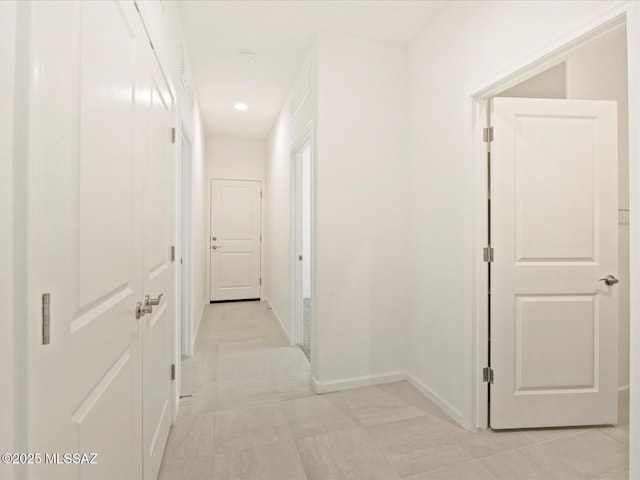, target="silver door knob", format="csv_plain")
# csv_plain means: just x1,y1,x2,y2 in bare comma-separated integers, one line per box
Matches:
599,275,619,286
212,245,221,250
136,301,153,319
145,293,163,306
